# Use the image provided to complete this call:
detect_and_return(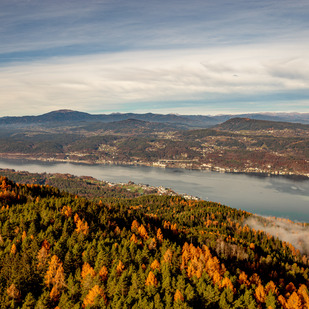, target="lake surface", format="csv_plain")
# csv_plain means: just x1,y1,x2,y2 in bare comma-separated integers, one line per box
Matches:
0,158,308,222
